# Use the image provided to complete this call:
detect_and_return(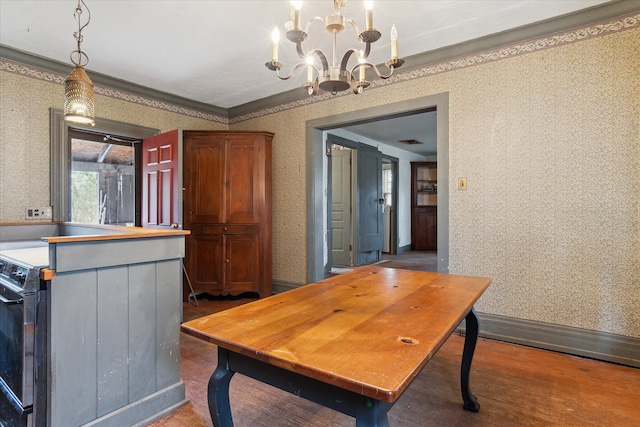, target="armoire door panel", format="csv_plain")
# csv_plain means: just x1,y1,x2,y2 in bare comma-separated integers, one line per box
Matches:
190,144,224,223
225,140,259,224
225,235,260,293
192,234,224,289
